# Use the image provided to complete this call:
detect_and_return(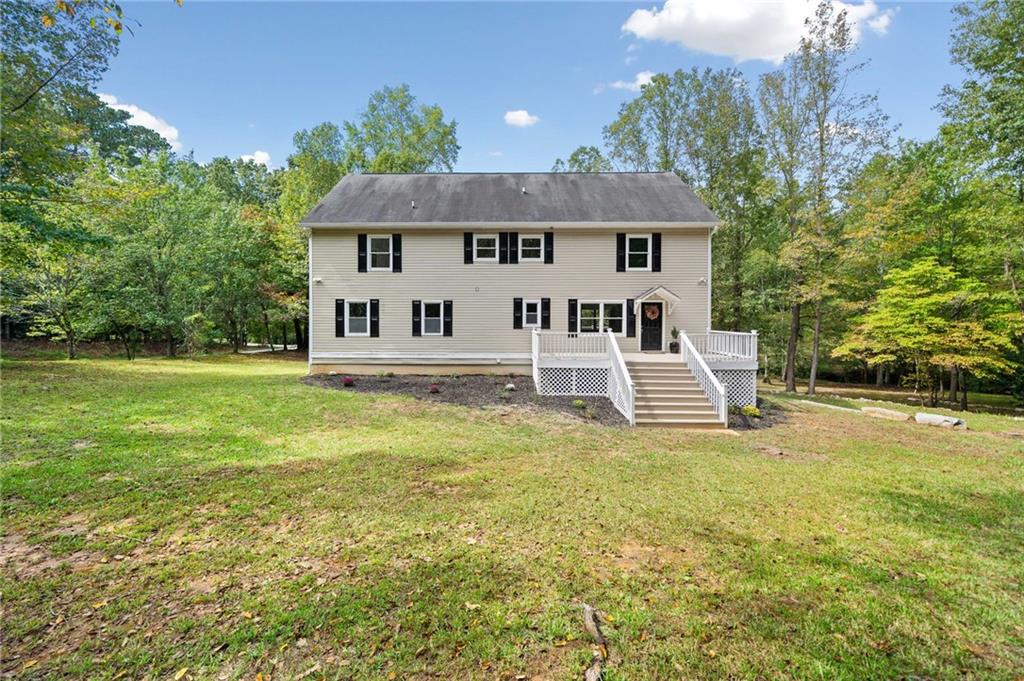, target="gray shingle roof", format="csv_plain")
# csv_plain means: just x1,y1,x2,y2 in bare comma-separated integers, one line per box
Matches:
300,172,718,226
